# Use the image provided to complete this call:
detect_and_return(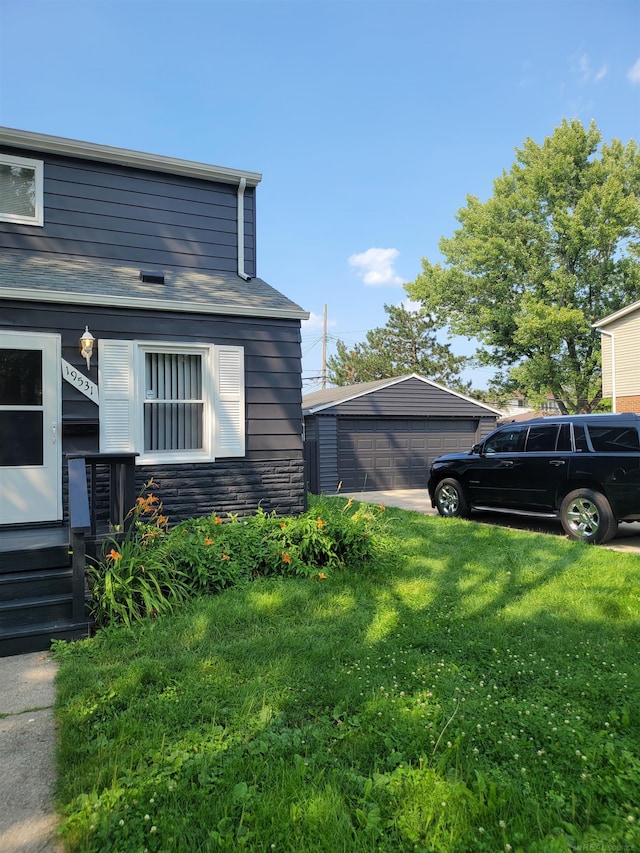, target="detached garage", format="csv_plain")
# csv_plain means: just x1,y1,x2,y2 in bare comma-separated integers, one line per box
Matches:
303,374,501,493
